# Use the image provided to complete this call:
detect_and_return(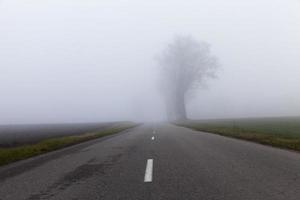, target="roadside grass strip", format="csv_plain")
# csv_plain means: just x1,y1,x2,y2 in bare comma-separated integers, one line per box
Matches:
0,123,138,166
176,118,300,152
